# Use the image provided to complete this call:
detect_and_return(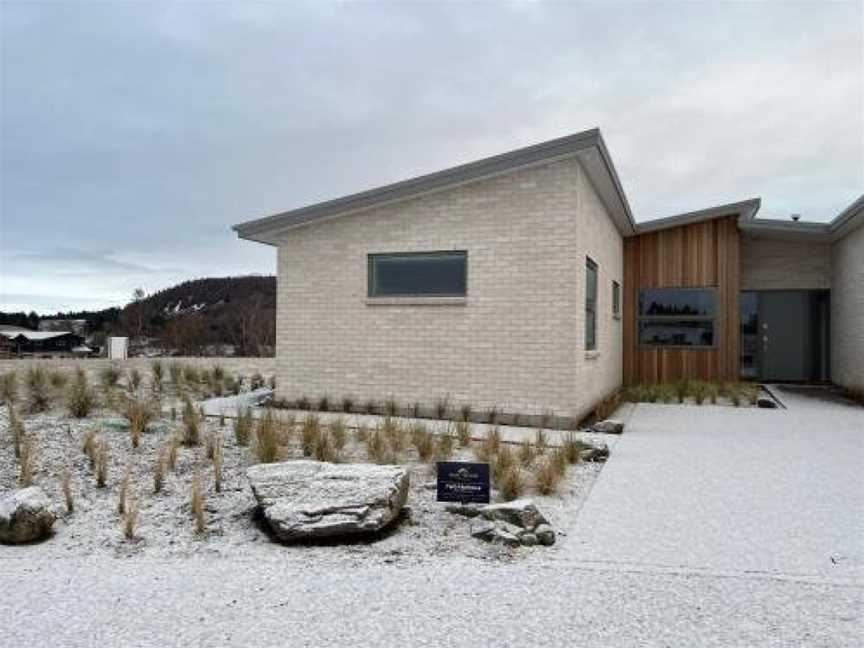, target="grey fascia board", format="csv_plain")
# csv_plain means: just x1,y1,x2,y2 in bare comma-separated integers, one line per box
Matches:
233,127,636,242
634,198,761,234
828,194,864,240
